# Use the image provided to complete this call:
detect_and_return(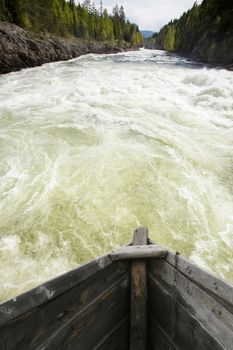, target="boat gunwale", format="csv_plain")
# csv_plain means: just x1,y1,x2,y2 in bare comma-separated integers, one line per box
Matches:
0,253,114,326
1,238,233,328
149,239,233,311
